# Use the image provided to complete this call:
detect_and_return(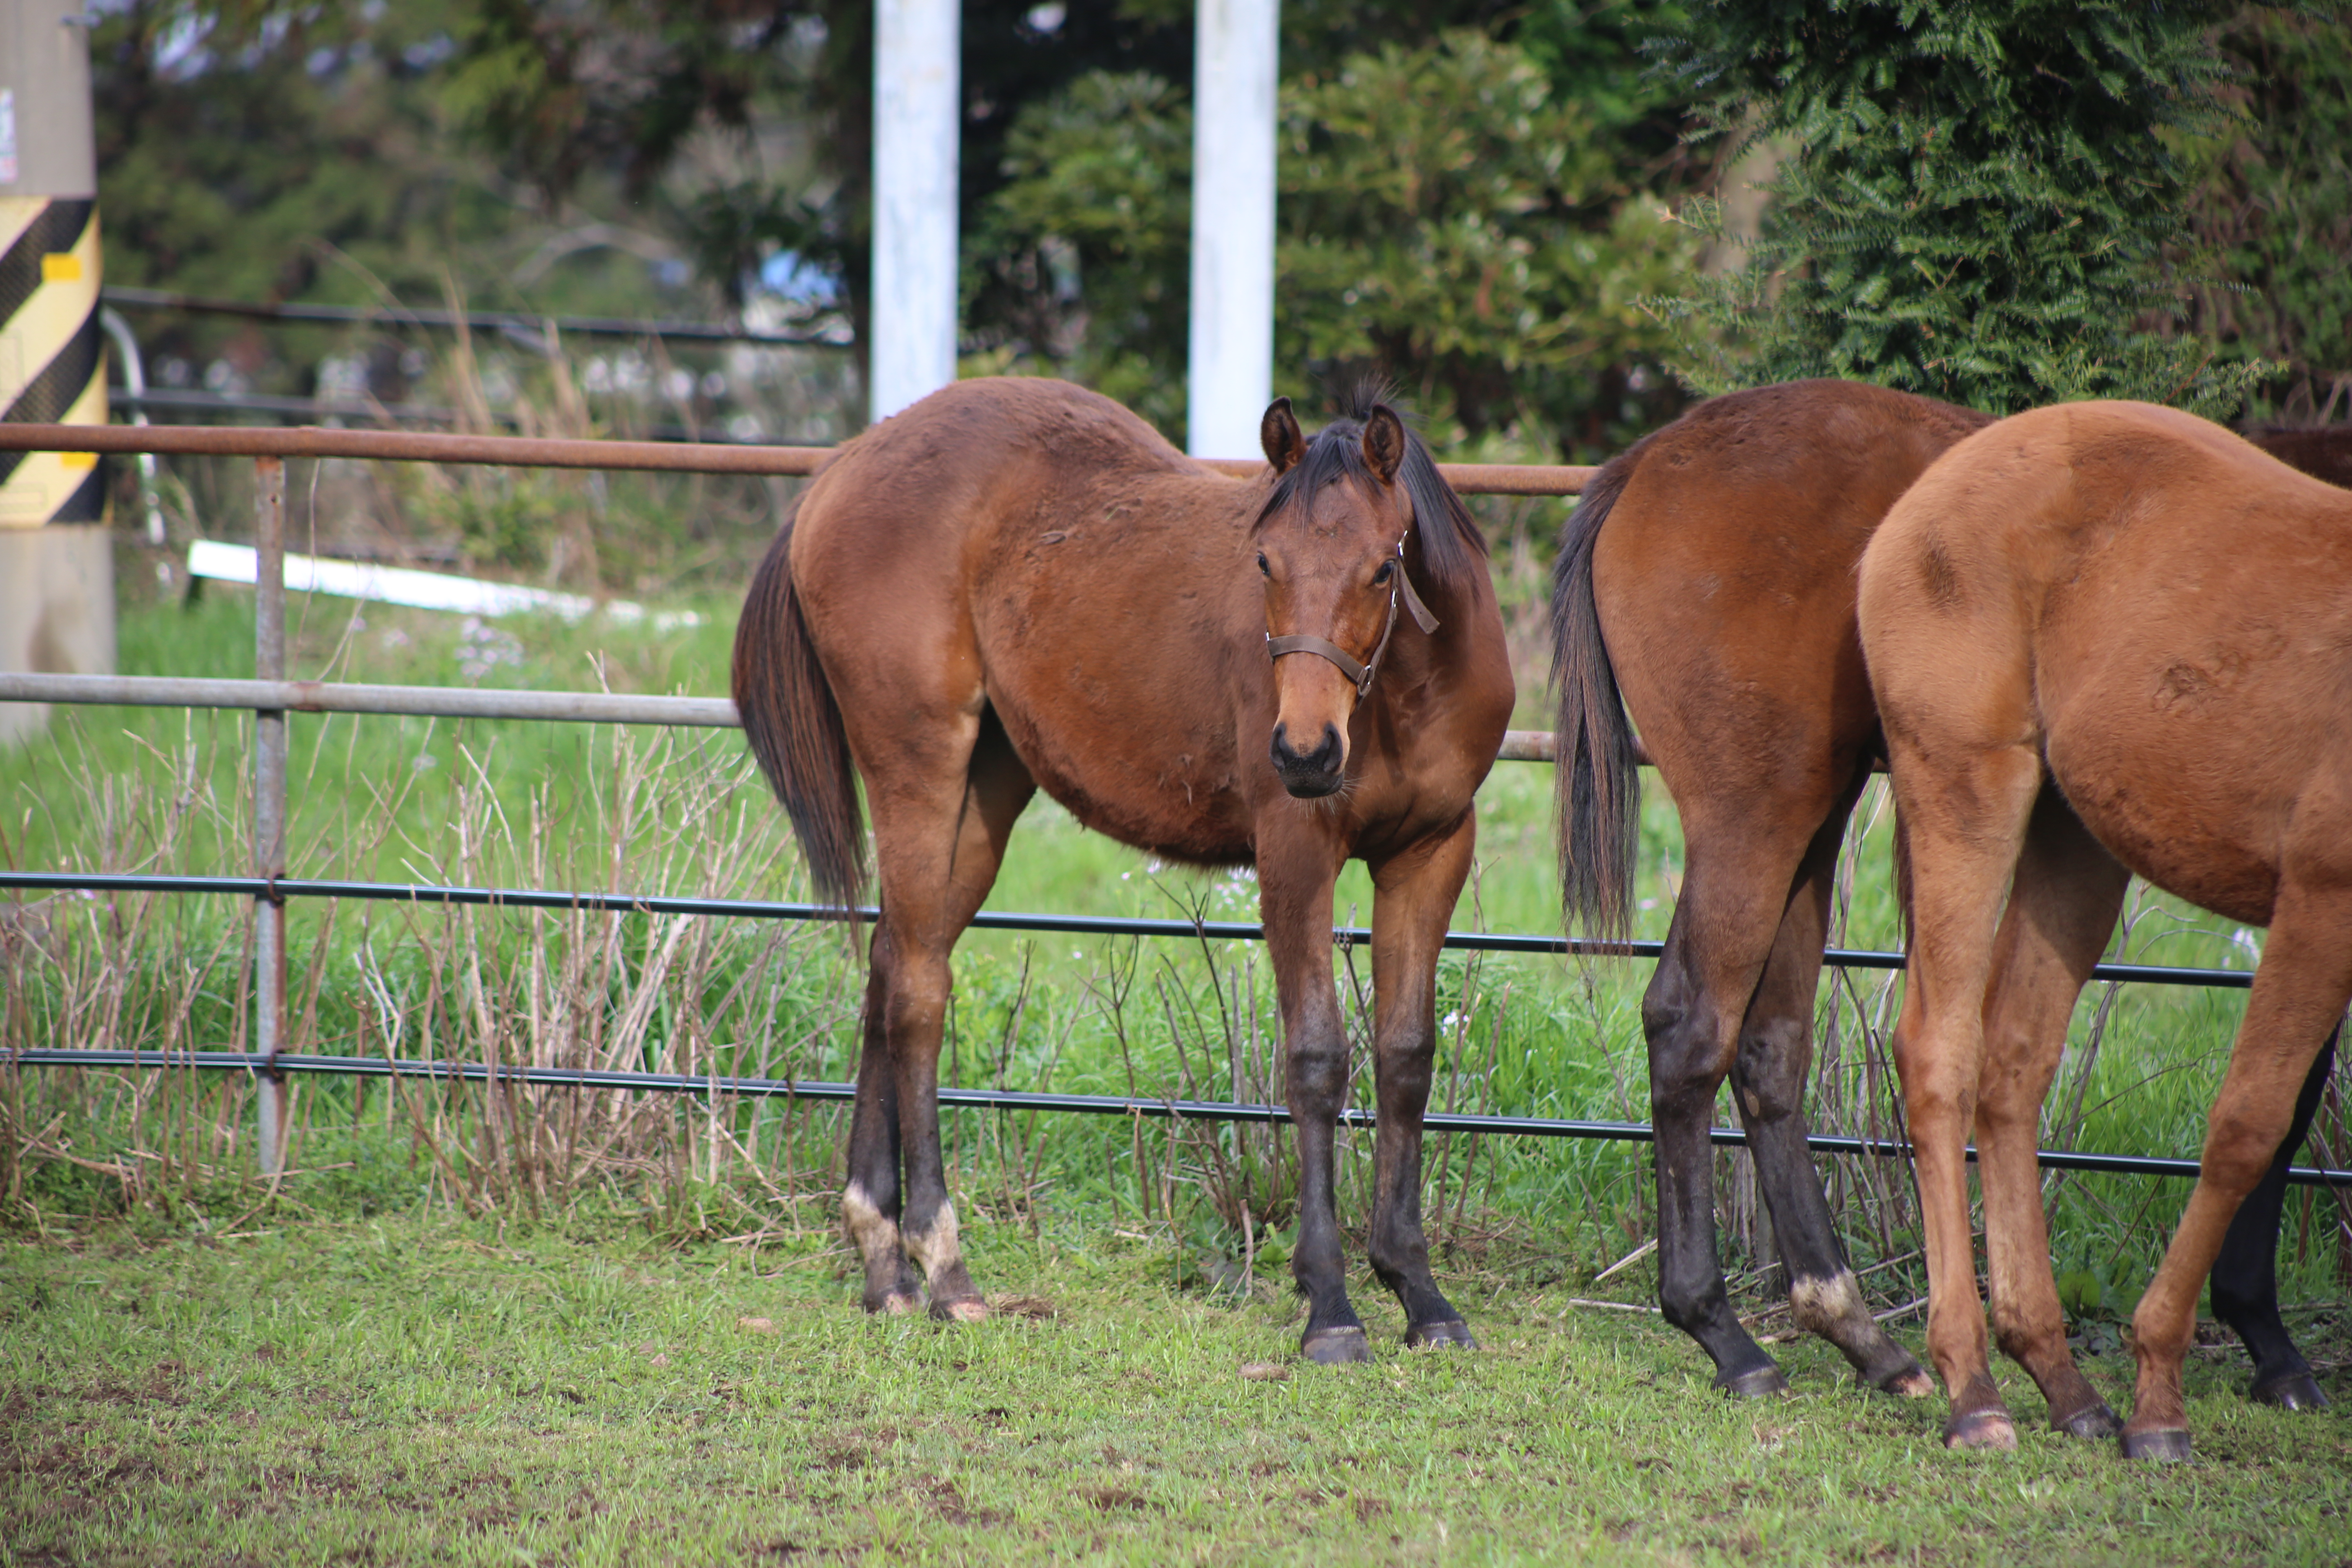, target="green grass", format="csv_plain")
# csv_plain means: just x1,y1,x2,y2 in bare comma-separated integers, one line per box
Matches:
2,1210,2346,1566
